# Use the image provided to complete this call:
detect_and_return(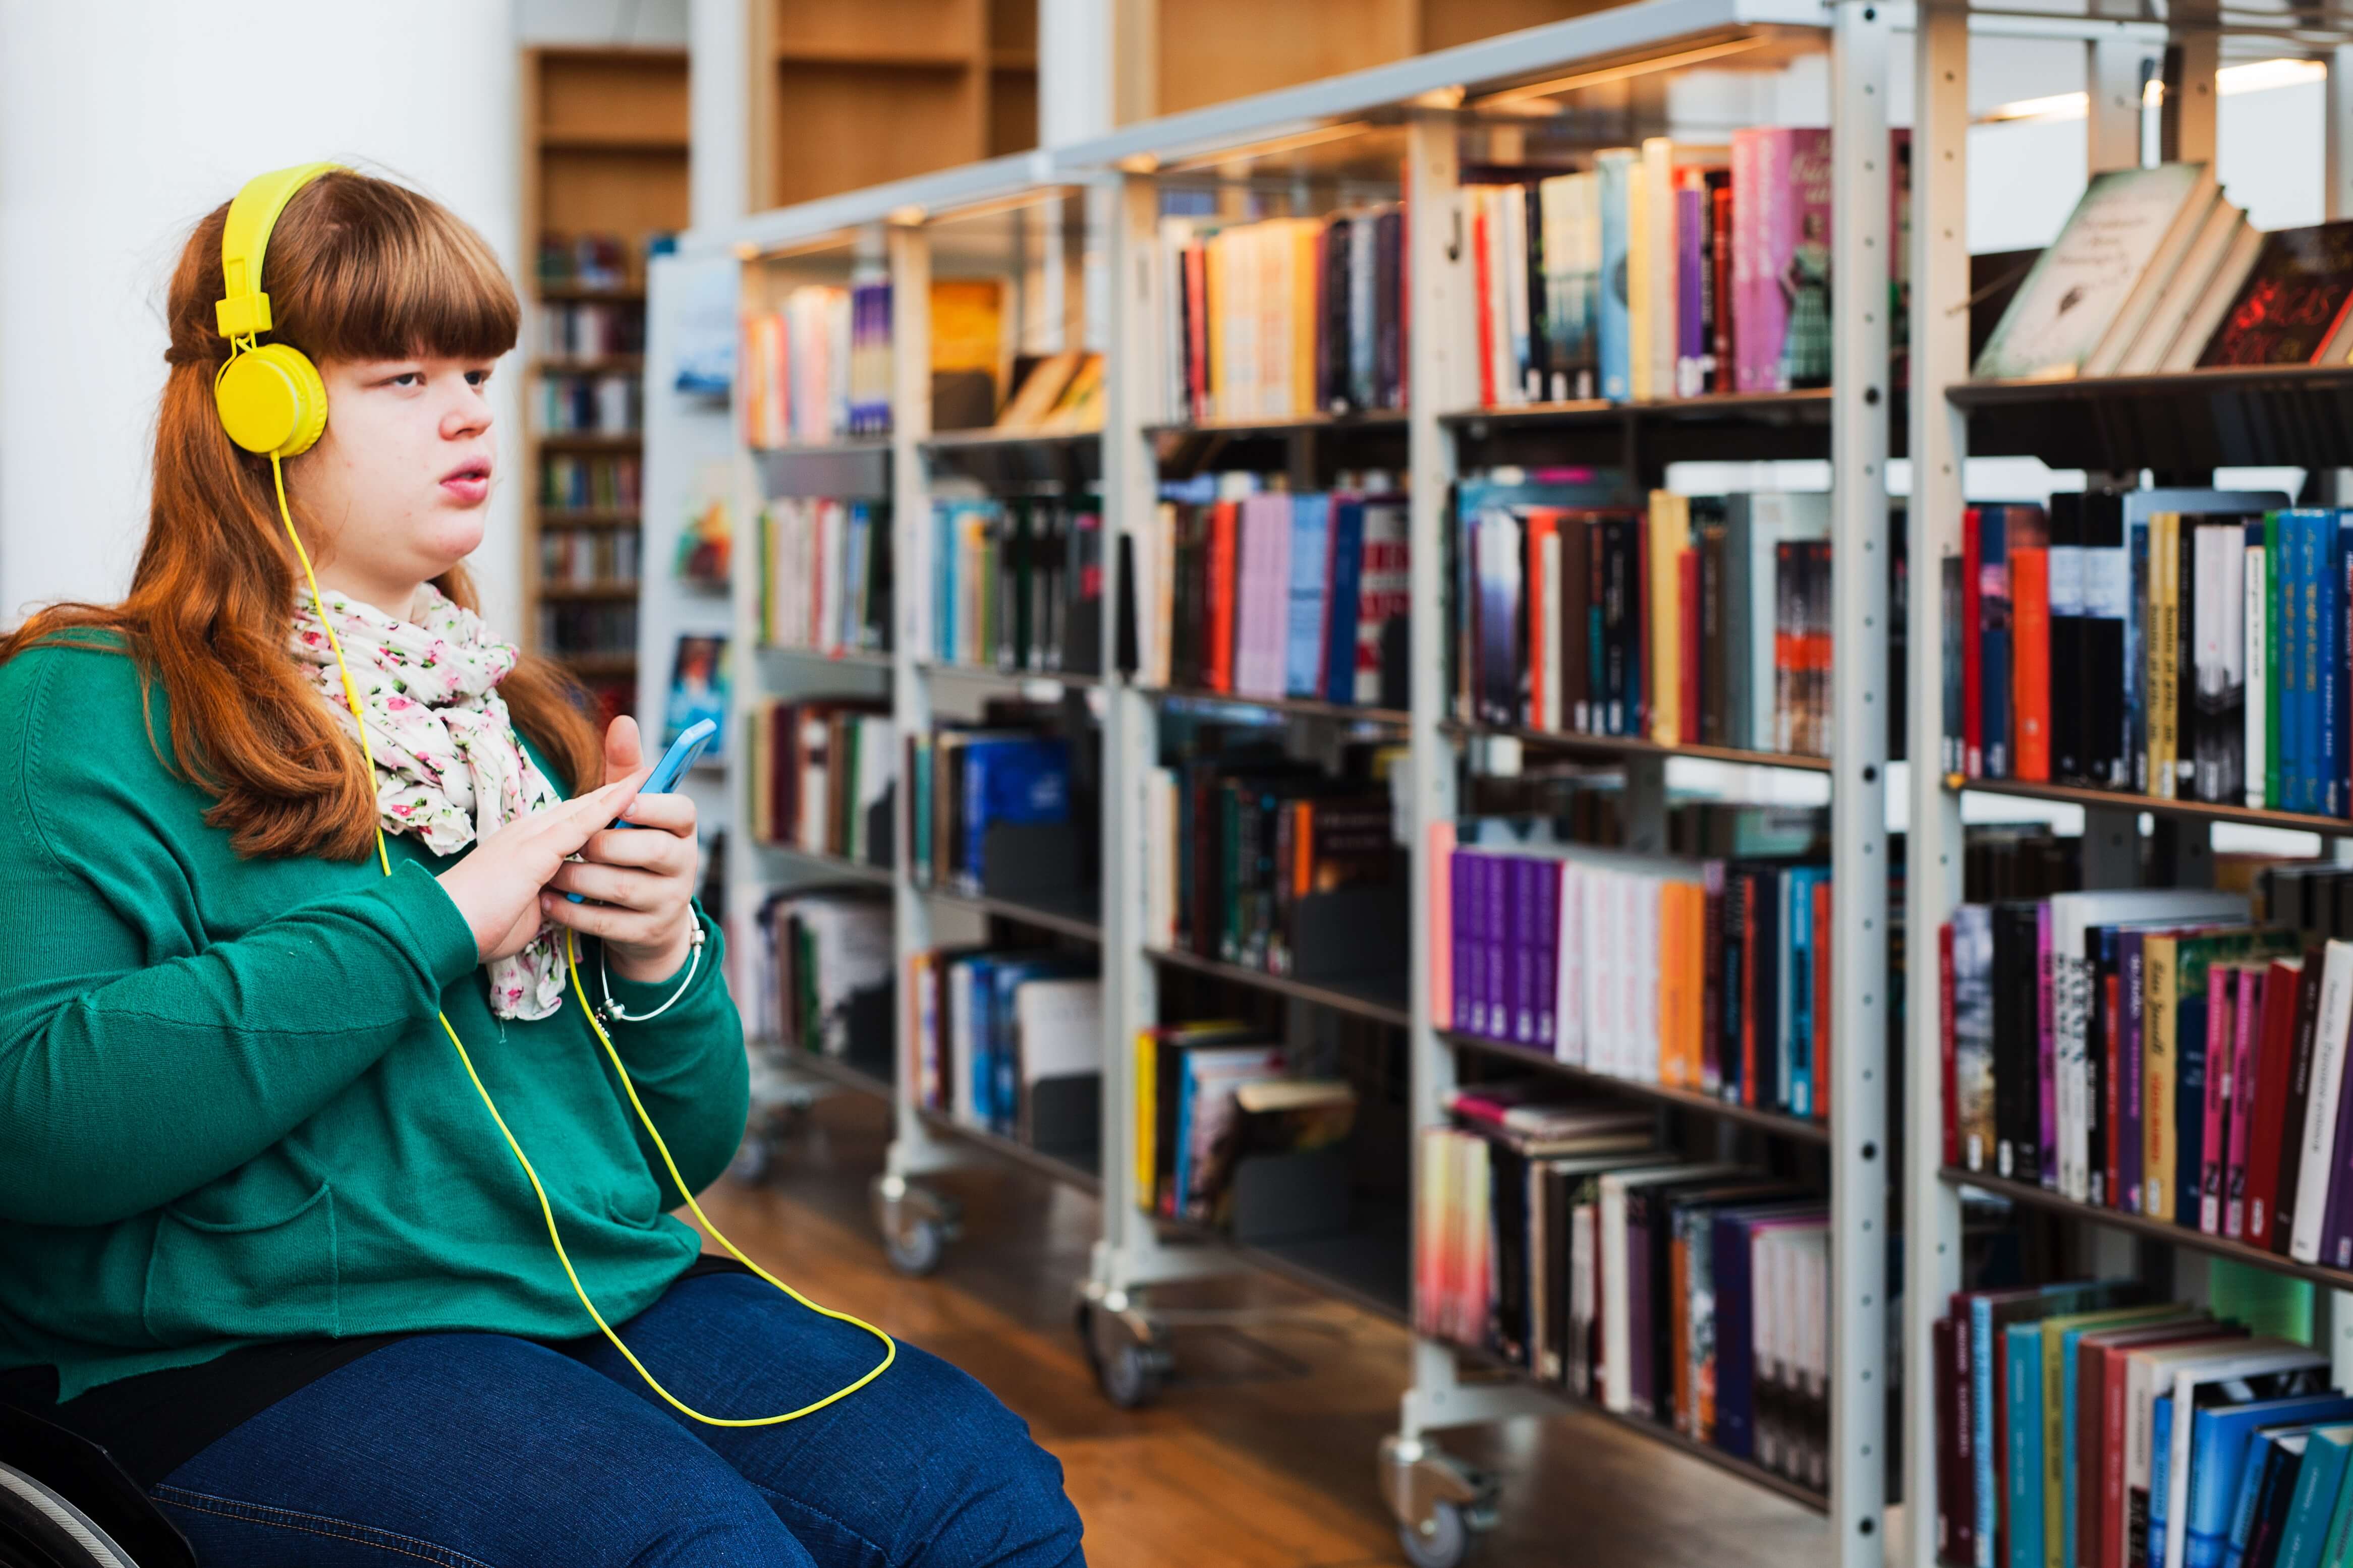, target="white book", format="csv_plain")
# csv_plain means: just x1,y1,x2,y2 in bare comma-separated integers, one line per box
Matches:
1597,1163,1740,1412
1633,875,1662,1084
1725,493,1832,750
2114,200,2245,377
1538,531,1564,729
2160,1345,2331,1568
1555,859,1586,1064
2246,541,2267,808
2121,1337,2270,1556
2290,939,2353,1262
1014,978,1103,1083
2085,186,2227,378
1976,162,2217,380
2160,224,2265,372
2046,891,2248,1203
948,958,981,1126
